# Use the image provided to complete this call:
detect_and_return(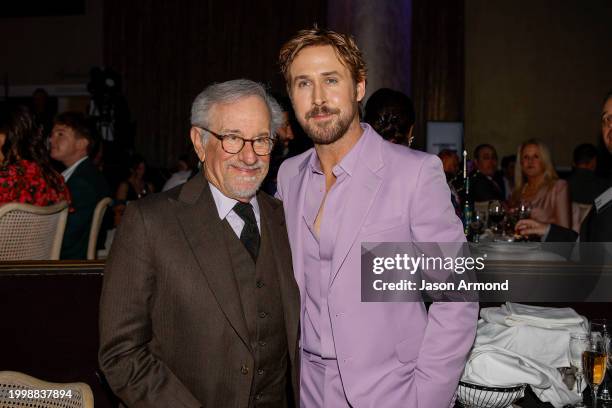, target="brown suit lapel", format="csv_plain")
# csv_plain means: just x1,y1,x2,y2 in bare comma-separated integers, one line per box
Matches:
174,175,251,350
